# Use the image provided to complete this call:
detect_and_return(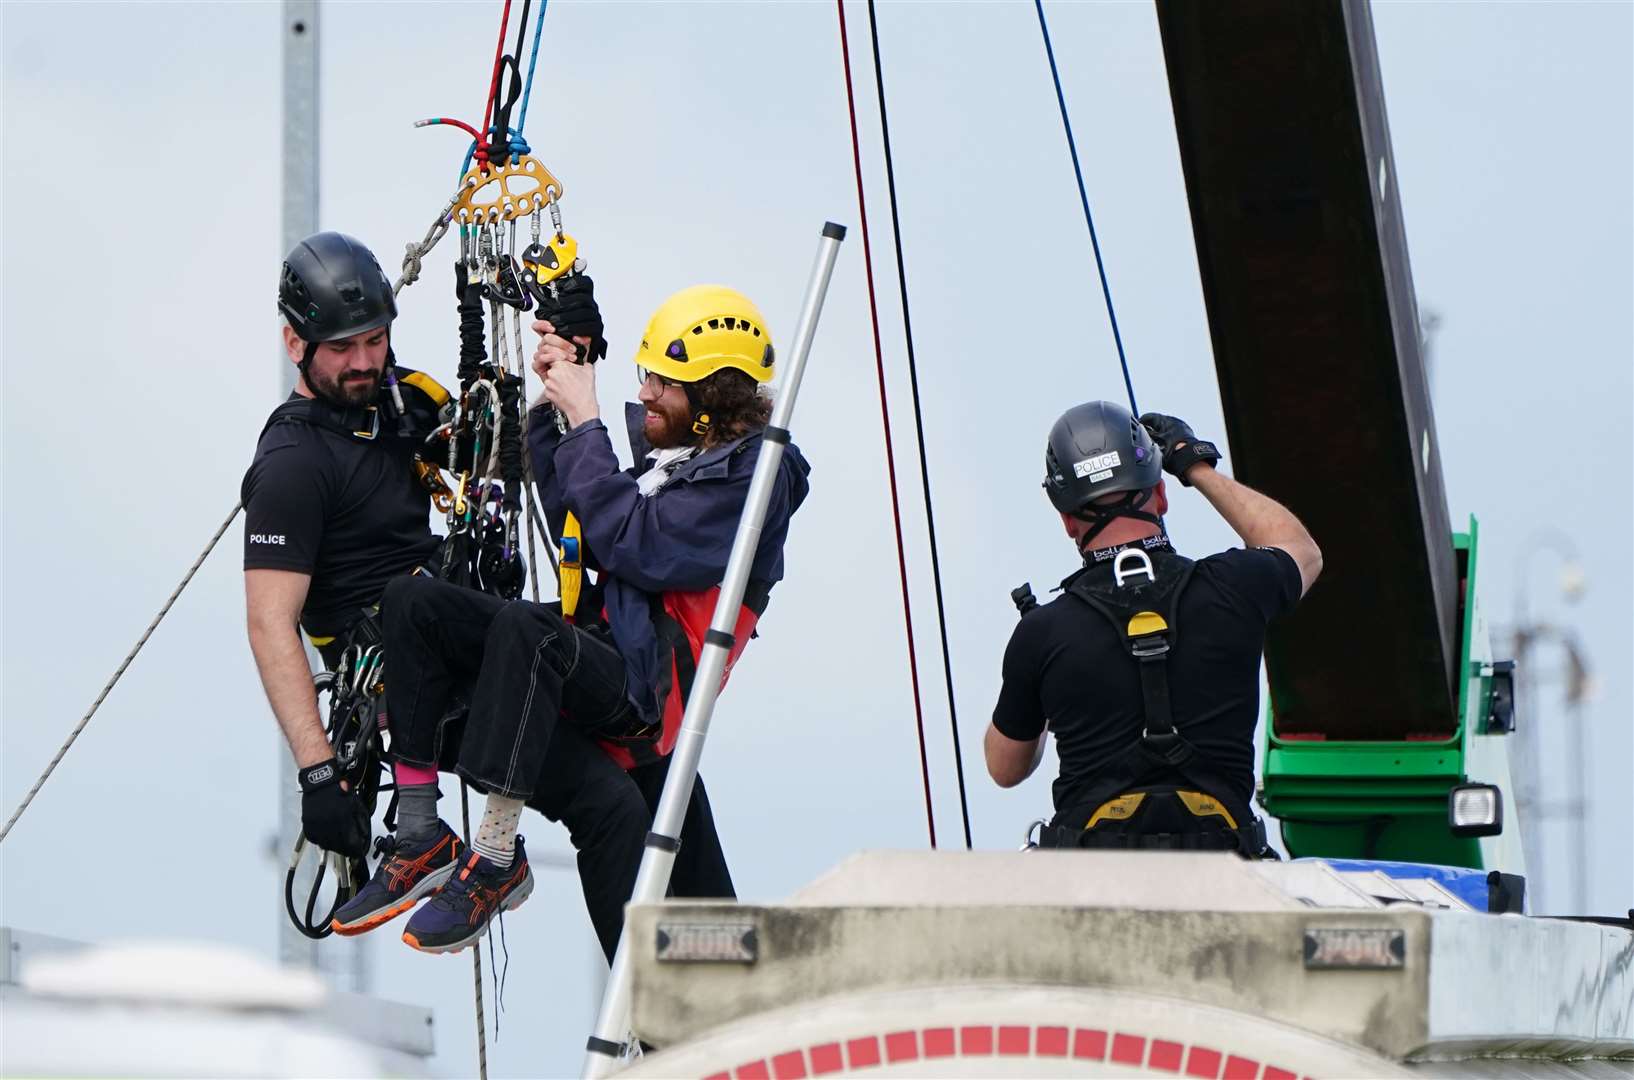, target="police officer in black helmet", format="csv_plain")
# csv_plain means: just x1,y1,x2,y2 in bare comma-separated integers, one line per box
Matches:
245,232,448,858
986,402,1322,854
